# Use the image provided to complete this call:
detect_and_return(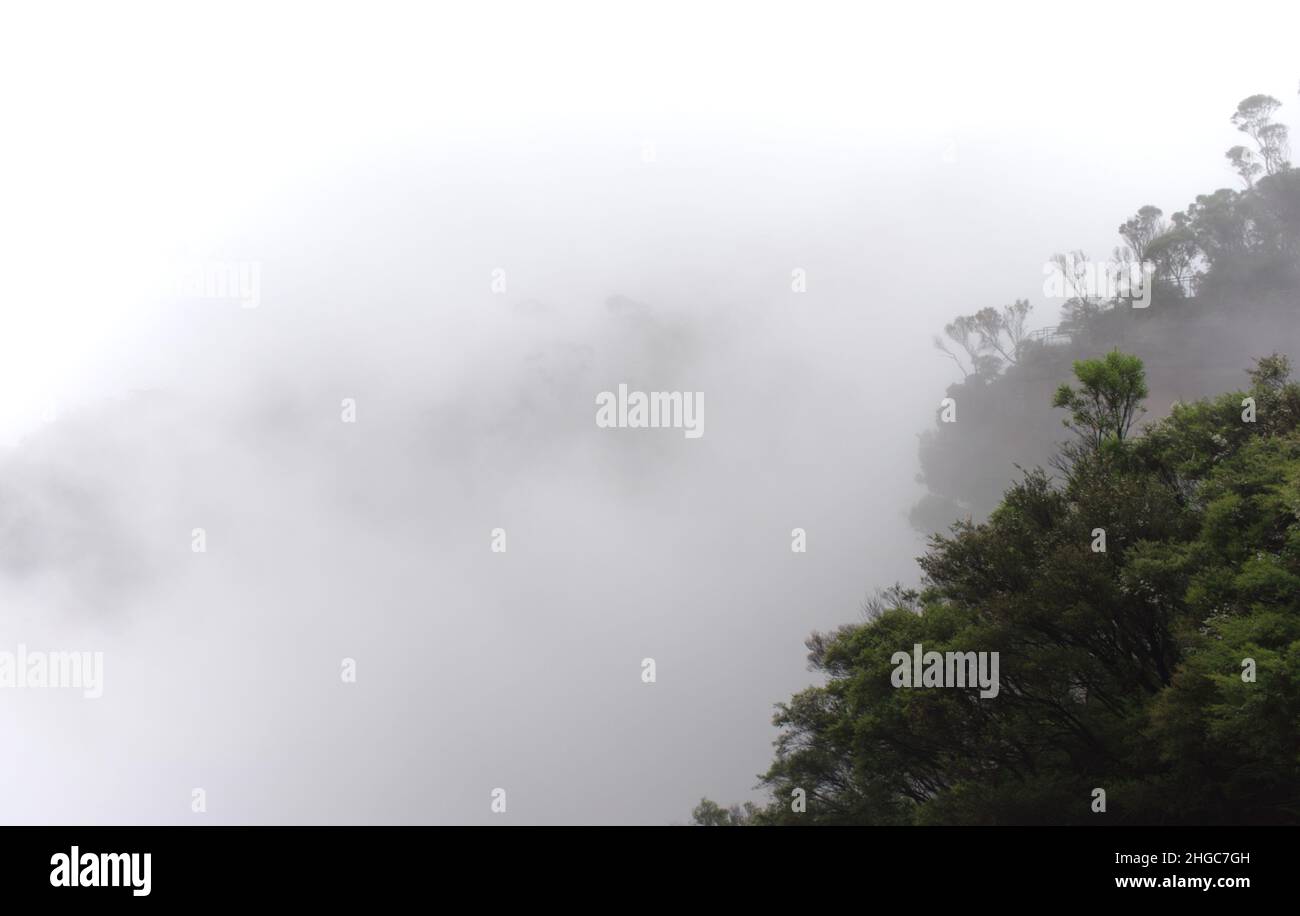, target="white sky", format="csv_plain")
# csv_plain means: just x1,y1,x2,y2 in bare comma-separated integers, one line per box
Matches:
3,1,1298,442
3,1,1298,441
